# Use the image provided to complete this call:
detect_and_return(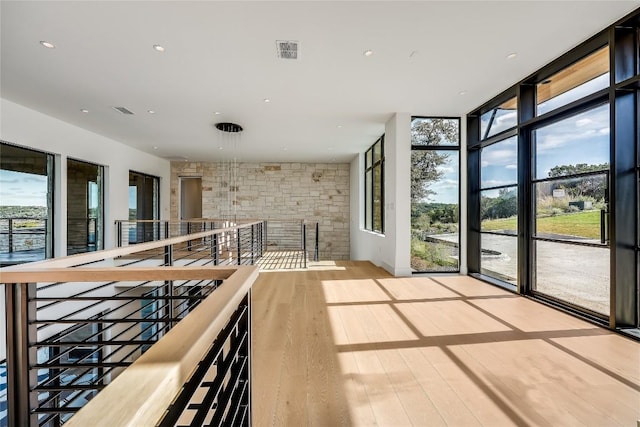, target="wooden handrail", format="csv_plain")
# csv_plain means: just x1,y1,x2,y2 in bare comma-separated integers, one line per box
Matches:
0,266,238,284
63,265,258,427
0,220,263,271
